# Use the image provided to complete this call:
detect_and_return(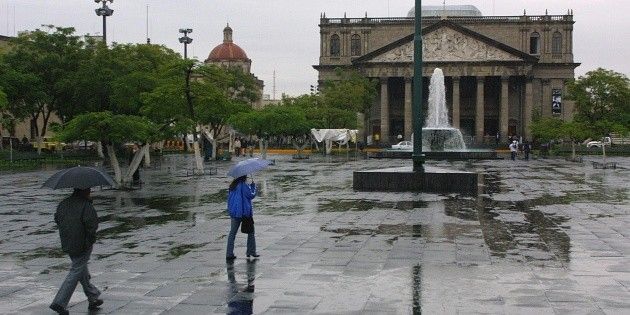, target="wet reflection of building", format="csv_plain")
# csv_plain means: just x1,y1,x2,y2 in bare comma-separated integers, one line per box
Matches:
226,260,256,314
